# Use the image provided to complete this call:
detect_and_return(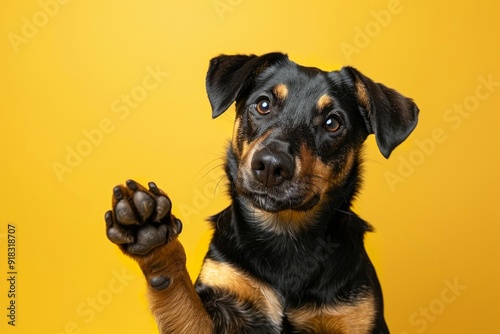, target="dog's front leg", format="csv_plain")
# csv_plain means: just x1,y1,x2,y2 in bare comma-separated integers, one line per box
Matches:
104,180,212,334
